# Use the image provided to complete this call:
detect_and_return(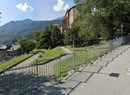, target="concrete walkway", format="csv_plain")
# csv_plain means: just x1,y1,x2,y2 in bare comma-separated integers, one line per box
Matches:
60,47,73,54
69,48,130,95
67,45,130,95
10,52,42,69
39,44,130,95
